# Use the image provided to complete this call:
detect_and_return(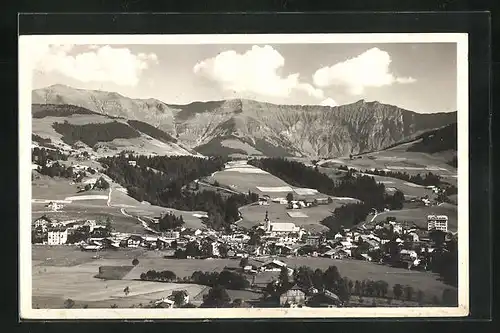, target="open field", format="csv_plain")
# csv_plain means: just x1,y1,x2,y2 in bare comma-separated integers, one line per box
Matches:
123,206,207,230
212,161,331,199
212,169,290,195
318,149,456,179
123,257,242,280
32,173,207,232
32,202,148,234
32,246,208,308
365,203,458,232
31,246,455,307
238,202,349,232
33,265,206,308
318,167,436,199
32,174,81,200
